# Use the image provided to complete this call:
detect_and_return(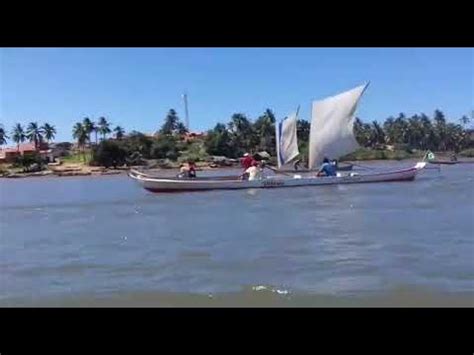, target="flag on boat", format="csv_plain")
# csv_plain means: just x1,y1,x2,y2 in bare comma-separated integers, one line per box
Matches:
426,151,435,160
308,83,369,170
275,110,299,168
